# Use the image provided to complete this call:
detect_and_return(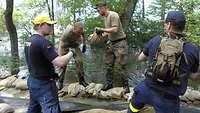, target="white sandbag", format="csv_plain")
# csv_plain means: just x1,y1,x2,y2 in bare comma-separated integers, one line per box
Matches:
0,103,14,113
15,79,28,90
0,76,17,88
